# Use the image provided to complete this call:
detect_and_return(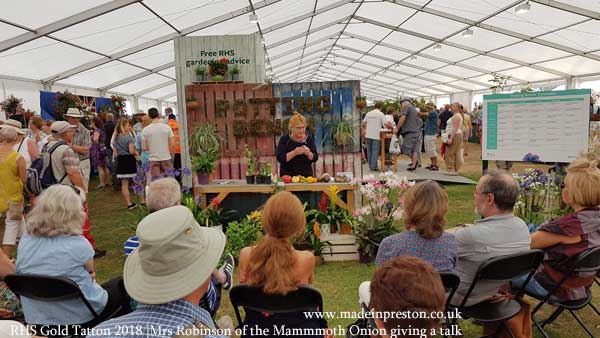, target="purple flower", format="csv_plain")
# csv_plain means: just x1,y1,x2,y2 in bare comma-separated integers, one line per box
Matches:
181,168,192,176
195,195,203,207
